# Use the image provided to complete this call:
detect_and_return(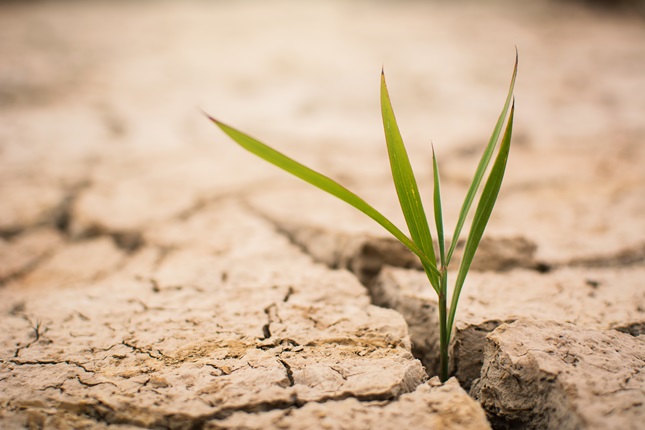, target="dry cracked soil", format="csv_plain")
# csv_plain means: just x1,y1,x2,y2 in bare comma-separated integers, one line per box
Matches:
1,0,644,429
